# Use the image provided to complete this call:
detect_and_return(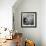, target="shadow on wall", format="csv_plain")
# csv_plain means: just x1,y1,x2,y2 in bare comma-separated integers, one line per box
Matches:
12,0,24,11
